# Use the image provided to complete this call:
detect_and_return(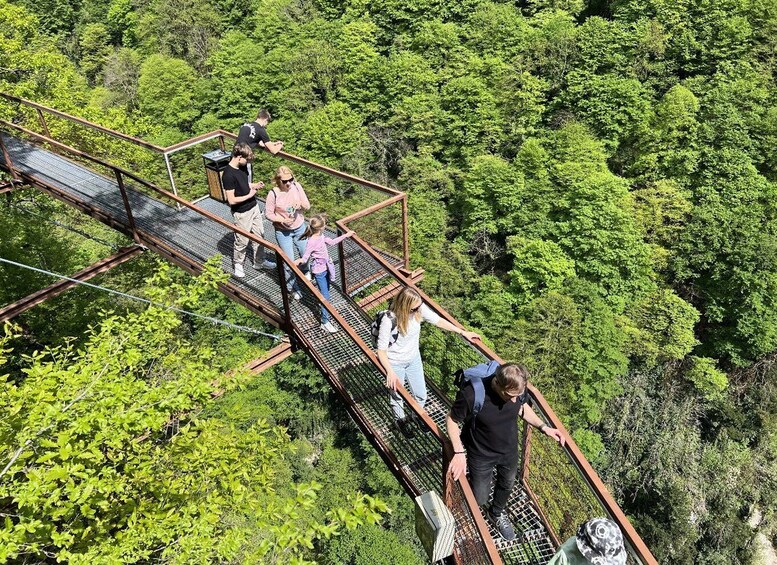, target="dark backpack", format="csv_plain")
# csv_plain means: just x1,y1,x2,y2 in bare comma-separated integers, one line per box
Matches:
371,310,399,348
453,360,501,429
